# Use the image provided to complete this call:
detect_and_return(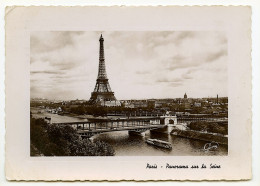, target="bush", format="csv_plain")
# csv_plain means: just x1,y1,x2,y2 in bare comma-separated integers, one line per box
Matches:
30,118,115,156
